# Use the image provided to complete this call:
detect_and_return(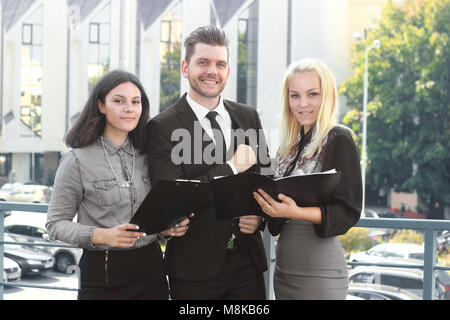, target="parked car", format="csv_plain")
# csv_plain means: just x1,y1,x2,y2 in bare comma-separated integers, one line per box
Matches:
438,230,450,254
361,208,401,239
2,257,22,282
0,182,23,202
347,283,422,300
377,212,401,219
5,211,82,273
349,266,450,300
361,209,380,219
3,233,54,275
349,242,424,266
9,184,51,203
